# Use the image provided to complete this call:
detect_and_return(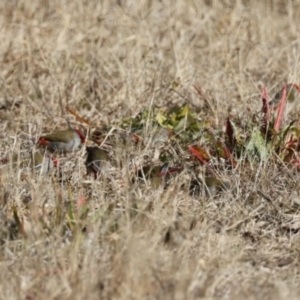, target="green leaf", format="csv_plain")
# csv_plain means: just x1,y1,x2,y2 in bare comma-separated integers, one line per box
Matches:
156,111,167,127
246,129,270,161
